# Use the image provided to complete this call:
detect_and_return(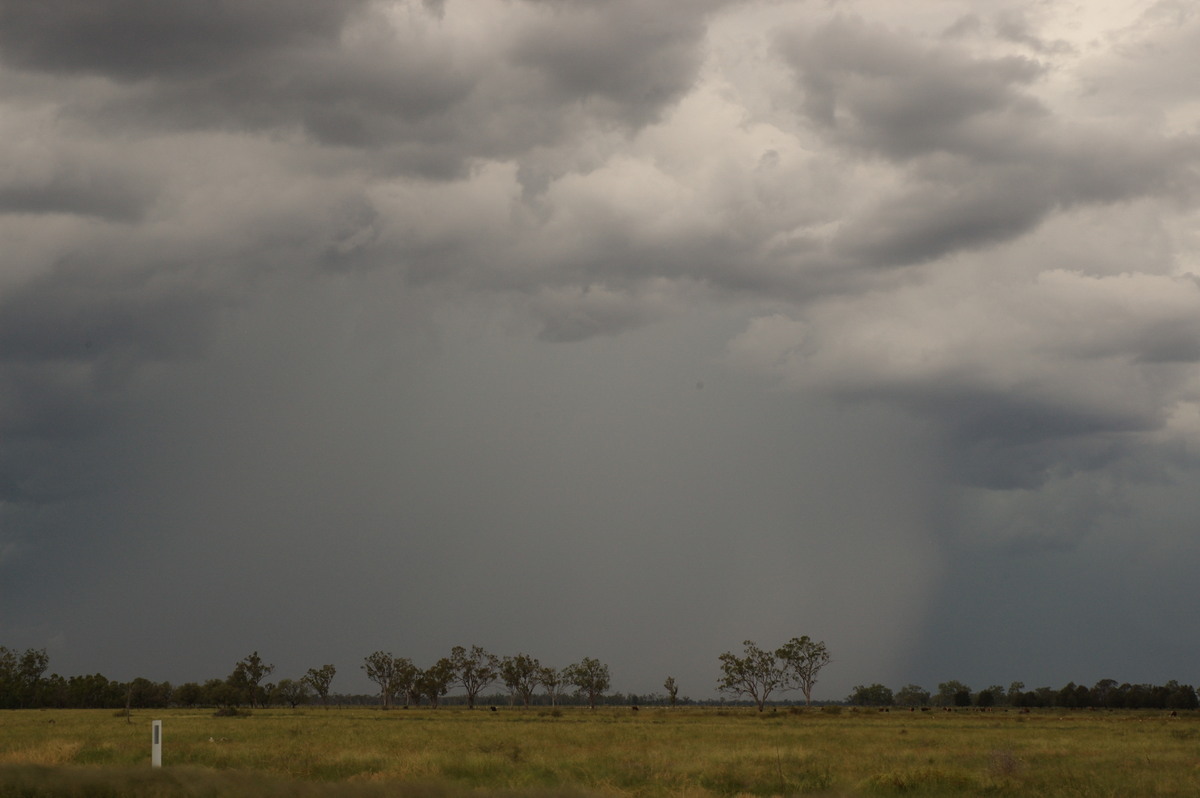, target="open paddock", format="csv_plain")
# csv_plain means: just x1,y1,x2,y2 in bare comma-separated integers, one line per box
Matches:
2,706,1198,796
